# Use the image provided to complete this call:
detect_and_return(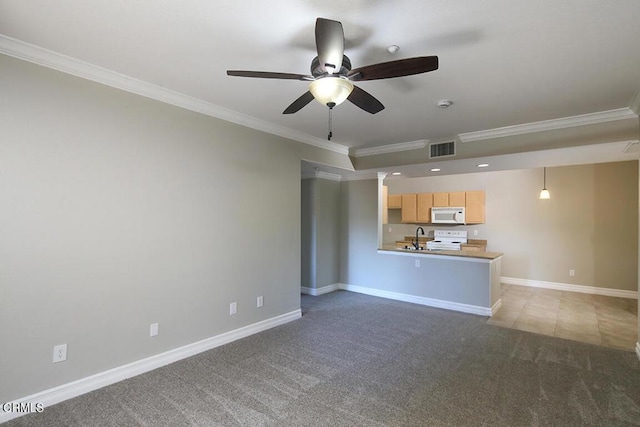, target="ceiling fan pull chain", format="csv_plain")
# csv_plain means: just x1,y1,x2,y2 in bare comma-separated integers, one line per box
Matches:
327,102,335,140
